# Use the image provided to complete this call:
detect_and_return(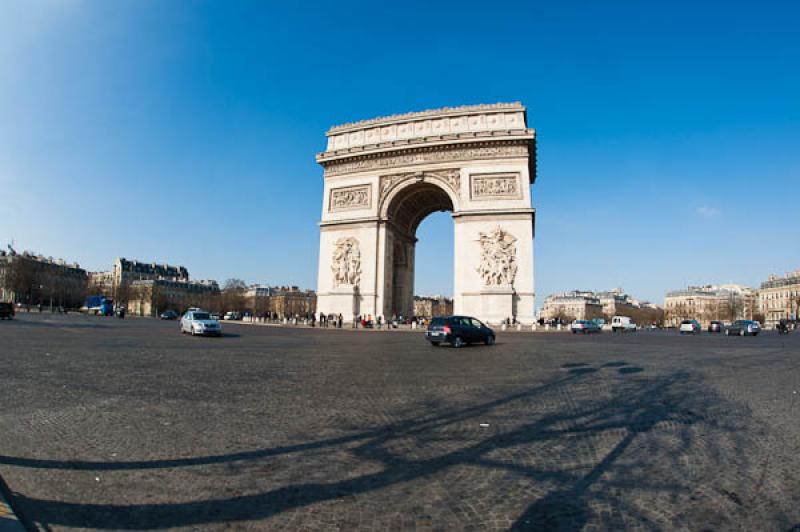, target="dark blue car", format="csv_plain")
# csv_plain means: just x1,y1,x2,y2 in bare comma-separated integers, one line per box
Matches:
425,315,495,348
